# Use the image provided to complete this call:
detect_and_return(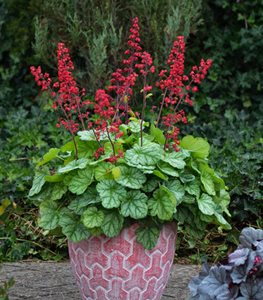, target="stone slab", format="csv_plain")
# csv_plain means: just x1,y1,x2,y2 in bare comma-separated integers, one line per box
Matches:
0,262,200,300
